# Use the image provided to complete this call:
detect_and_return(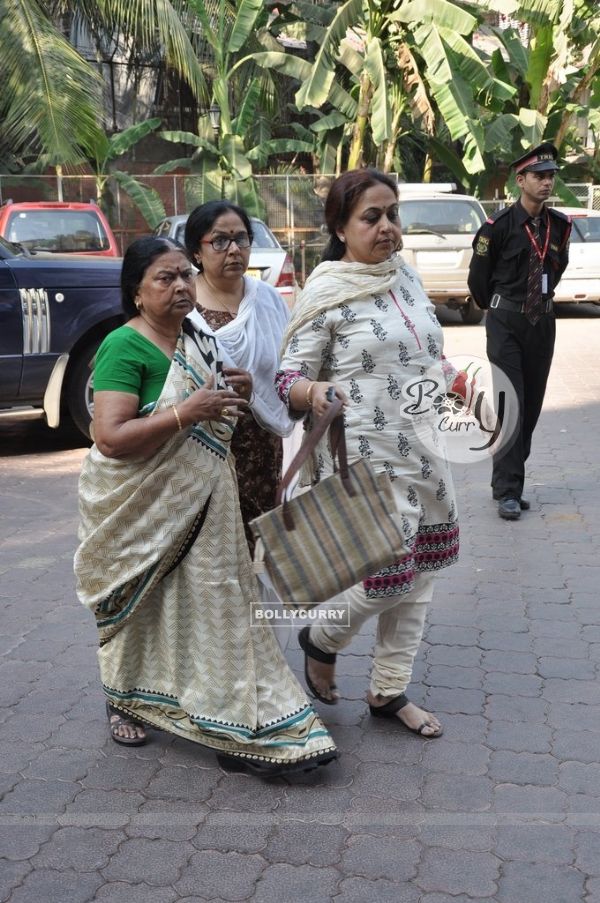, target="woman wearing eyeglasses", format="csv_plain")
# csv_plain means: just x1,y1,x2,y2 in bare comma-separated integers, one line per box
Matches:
185,201,294,553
